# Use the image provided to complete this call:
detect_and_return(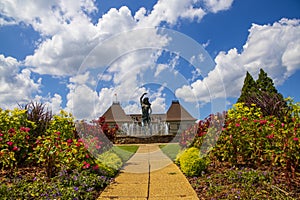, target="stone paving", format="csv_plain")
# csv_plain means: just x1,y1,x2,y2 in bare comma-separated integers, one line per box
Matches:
98,144,199,200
